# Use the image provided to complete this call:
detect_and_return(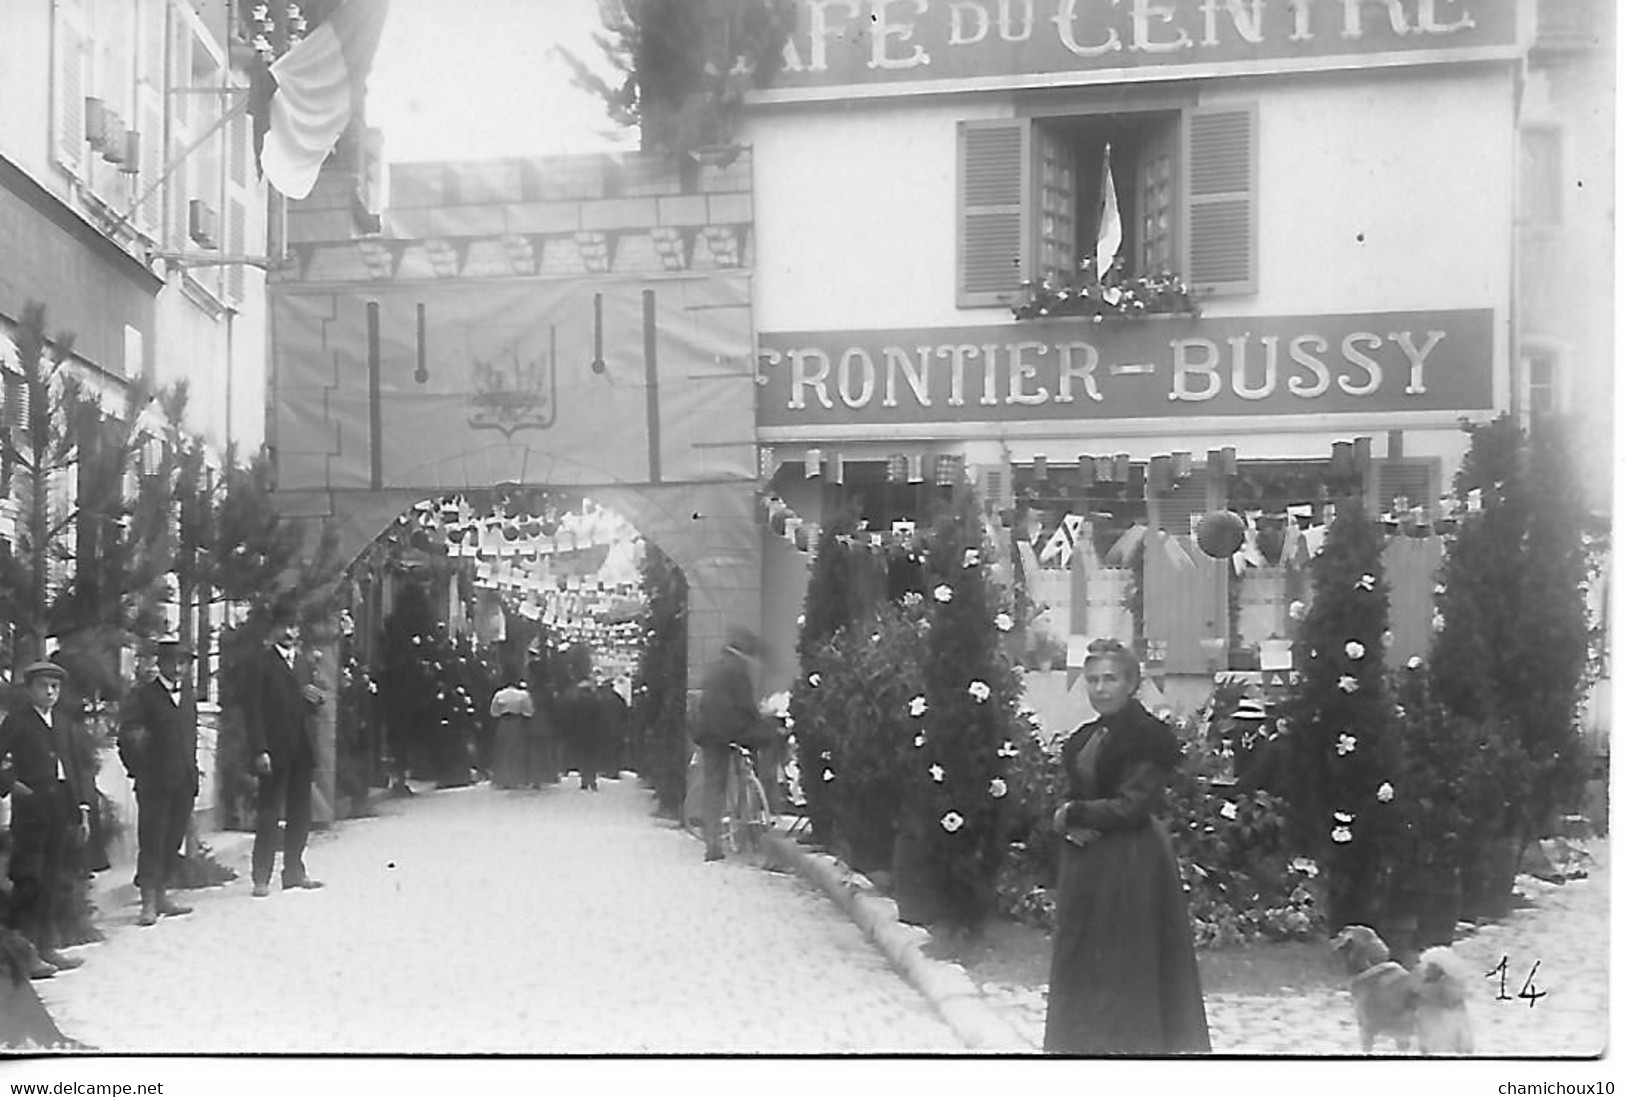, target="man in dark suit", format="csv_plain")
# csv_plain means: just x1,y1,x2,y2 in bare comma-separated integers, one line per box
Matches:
118,638,199,926
245,609,326,898
0,661,91,976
